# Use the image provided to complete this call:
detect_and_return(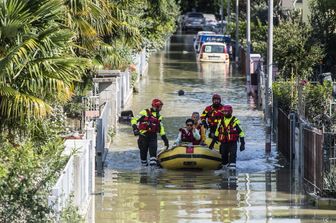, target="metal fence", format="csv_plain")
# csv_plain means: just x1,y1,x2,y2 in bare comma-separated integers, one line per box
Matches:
276,105,336,194
277,109,291,160
303,127,324,192
323,132,336,173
